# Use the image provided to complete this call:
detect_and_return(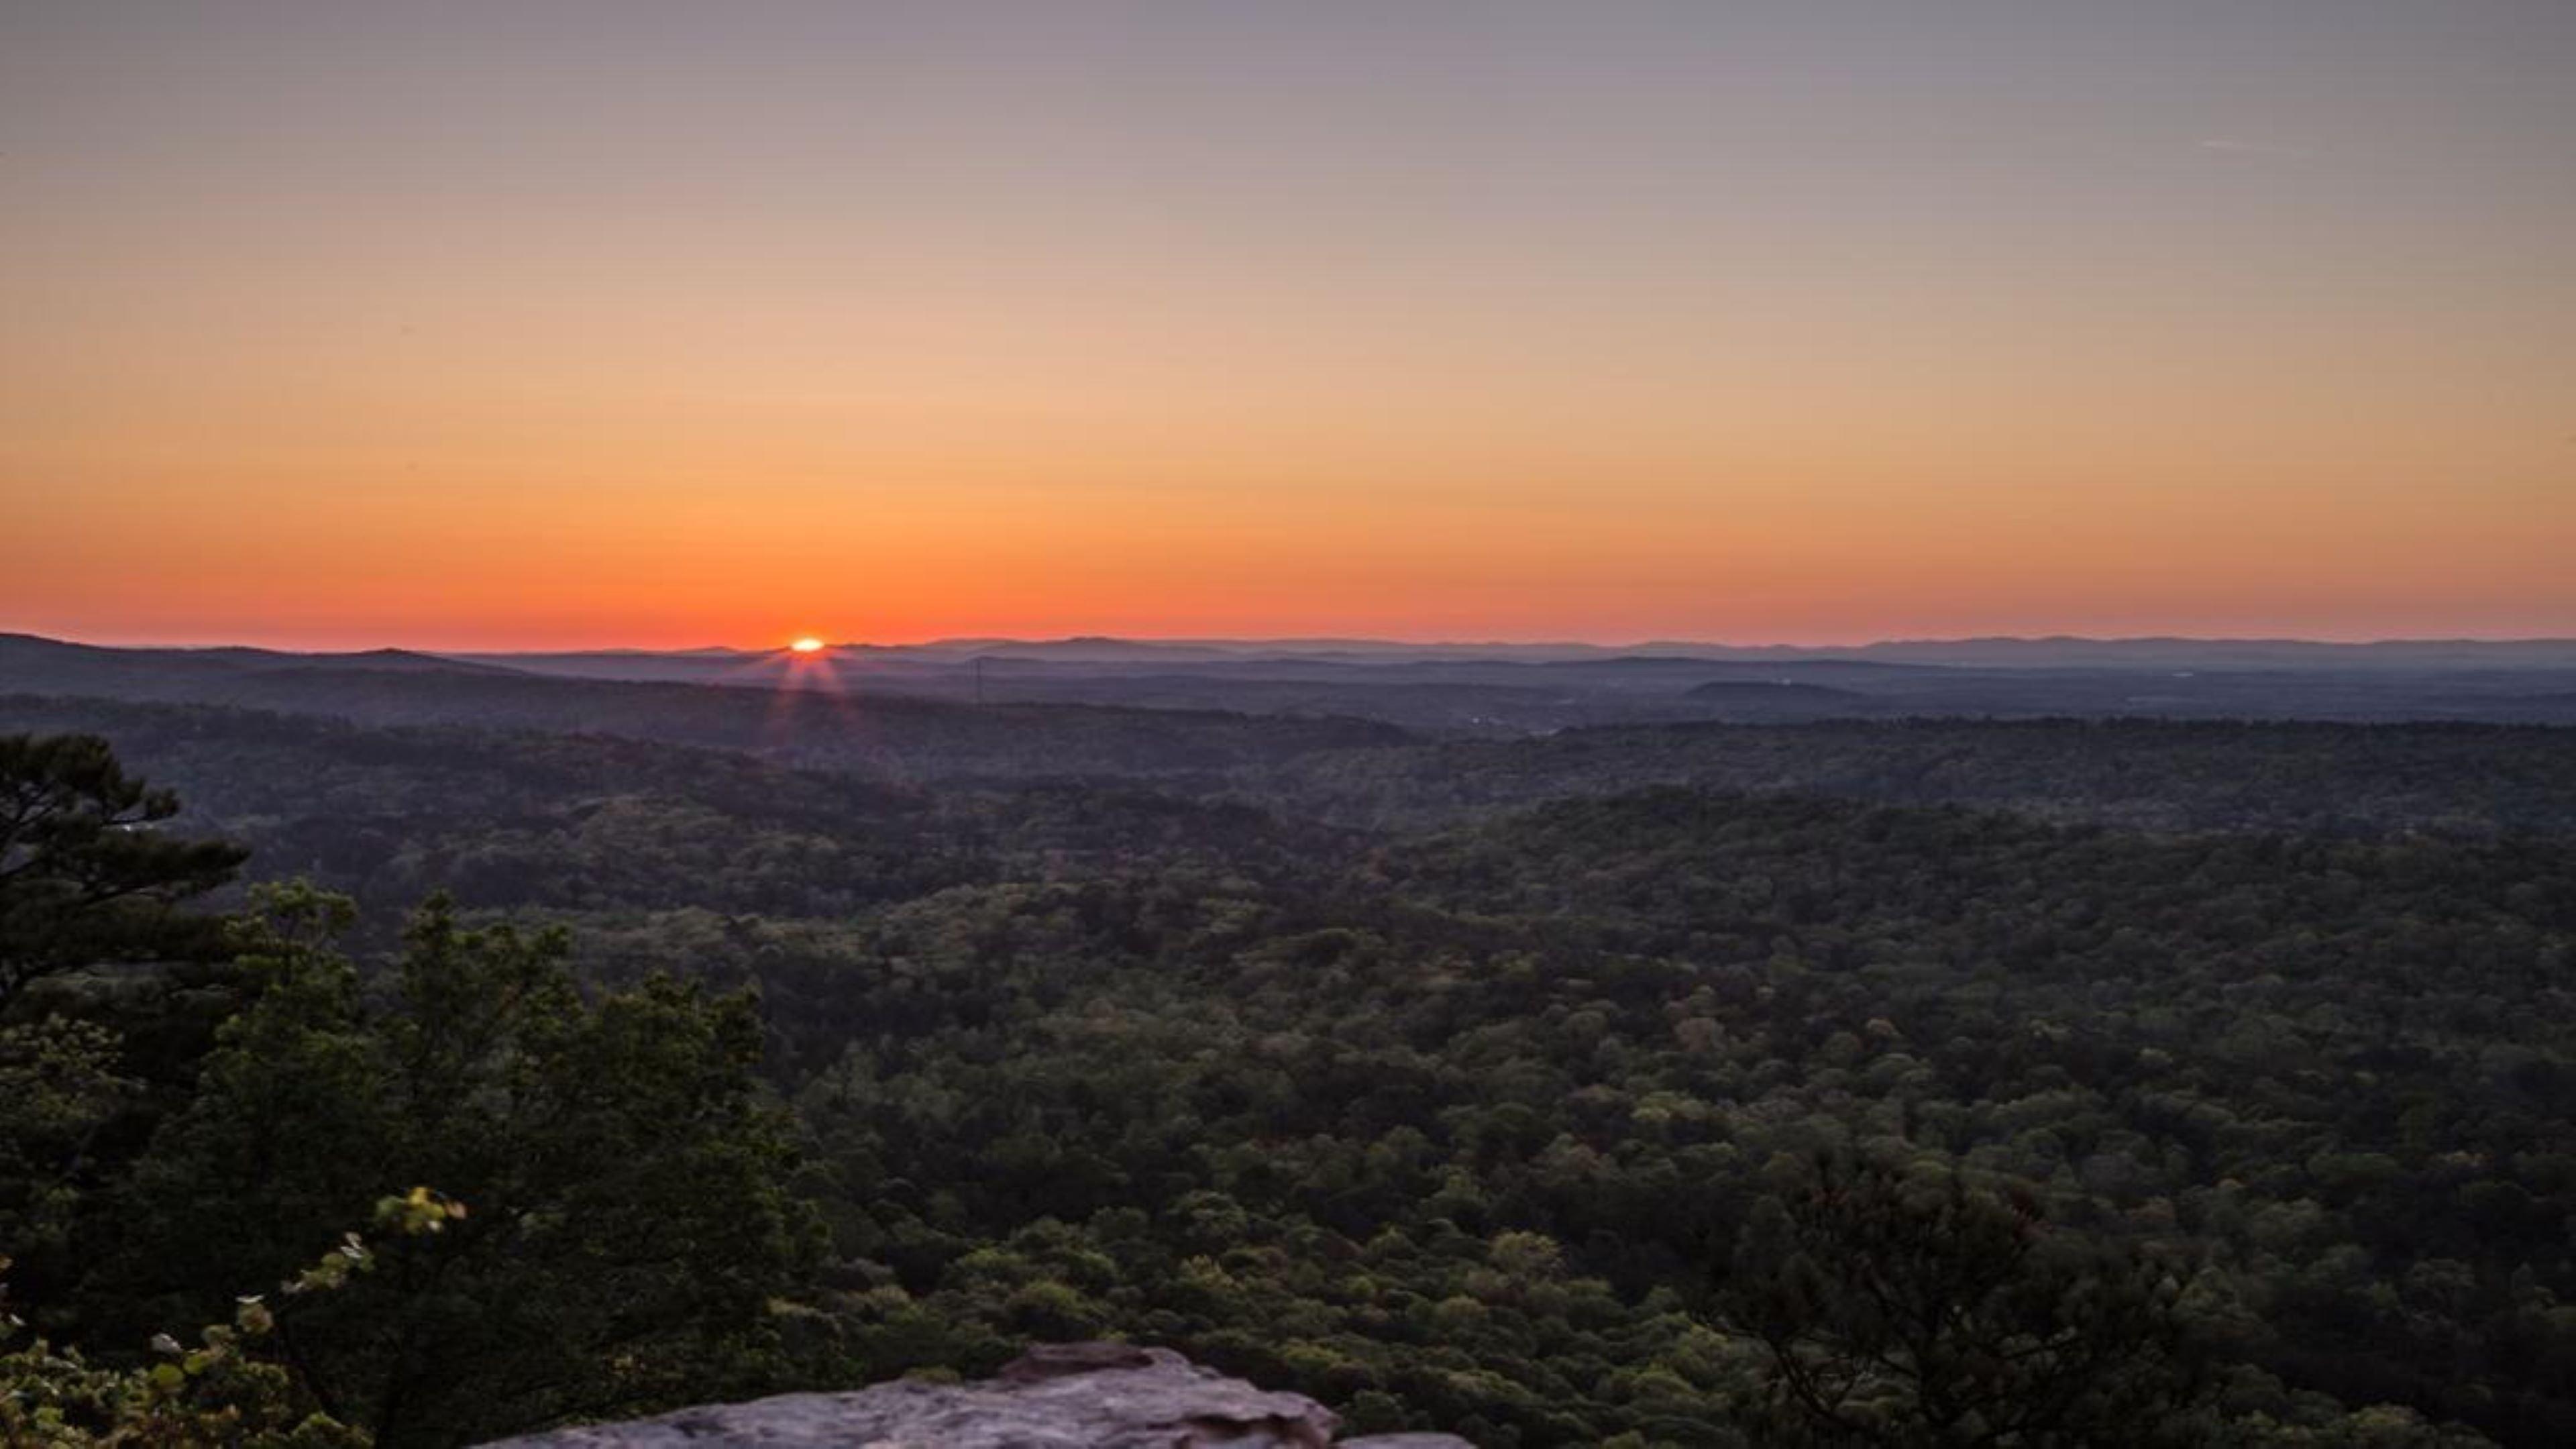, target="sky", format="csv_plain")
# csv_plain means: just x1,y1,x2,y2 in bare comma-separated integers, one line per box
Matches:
3,1,2571,650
